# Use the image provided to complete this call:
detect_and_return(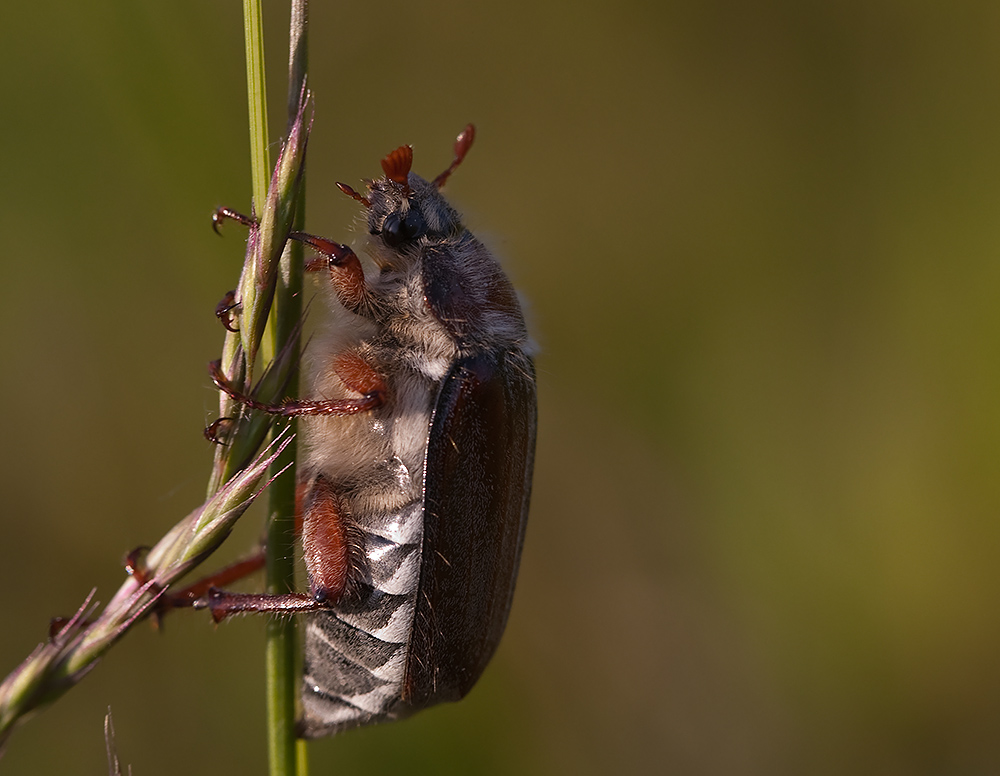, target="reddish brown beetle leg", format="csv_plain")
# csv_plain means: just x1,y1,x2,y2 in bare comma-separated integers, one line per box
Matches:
300,476,352,605
124,545,268,618
332,349,387,399
296,232,369,313
204,417,235,445
212,207,257,234
215,290,240,332
124,546,154,585
196,590,328,623
165,552,267,610
197,477,353,622
208,359,385,417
